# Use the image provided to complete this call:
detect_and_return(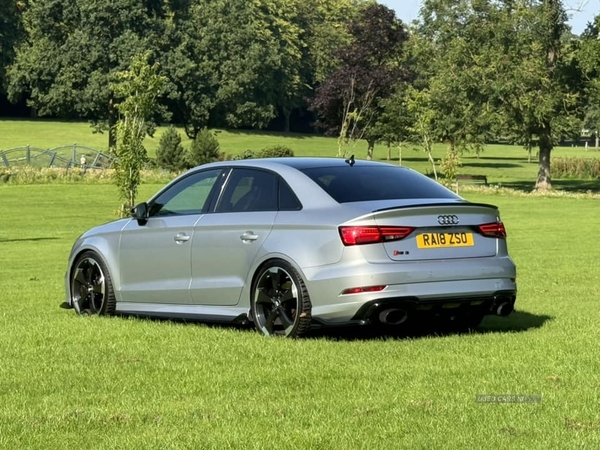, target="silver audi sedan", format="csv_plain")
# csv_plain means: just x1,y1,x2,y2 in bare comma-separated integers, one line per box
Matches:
64,157,517,337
